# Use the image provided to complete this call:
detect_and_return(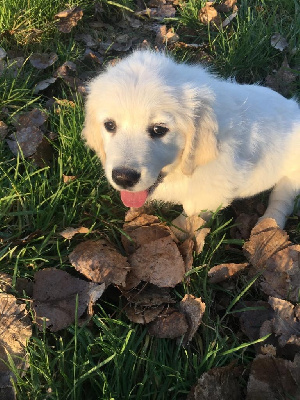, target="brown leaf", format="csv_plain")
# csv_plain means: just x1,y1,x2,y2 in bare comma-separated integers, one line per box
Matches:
198,2,222,28
55,7,83,33
7,126,44,157
0,121,8,140
230,213,259,240
0,293,32,370
171,214,210,254
125,304,165,324
0,372,16,400
75,33,97,48
178,238,194,272
268,297,300,348
208,263,249,283
33,77,57,94
244,219,300,302
179,294,206,343
128,236,185,287
187,362,243,400
243,218,290,269
123,284,175,307
63,175,76,183
32,268,104,331
271,33,288,52
12,108,48,129
246,354,300,400
59,226,89,240
29,52,58,69
215,0,237,13
54,61,77,78
148,308,188,338
265,58,297,97
155,25,179,48
69,240,130,286
122,224,171,254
